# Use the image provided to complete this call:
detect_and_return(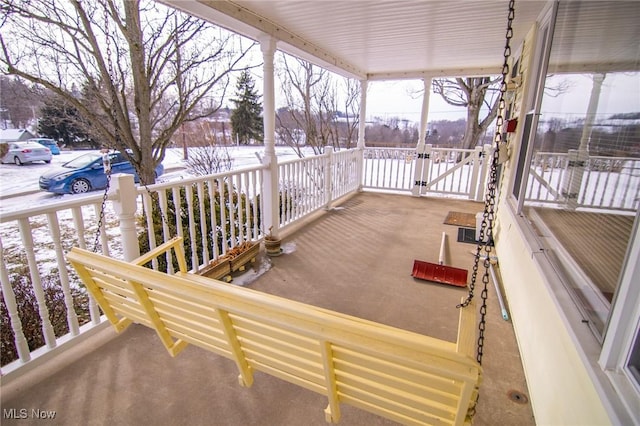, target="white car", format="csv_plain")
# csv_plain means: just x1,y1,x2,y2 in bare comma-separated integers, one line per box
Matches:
1,141,52,165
